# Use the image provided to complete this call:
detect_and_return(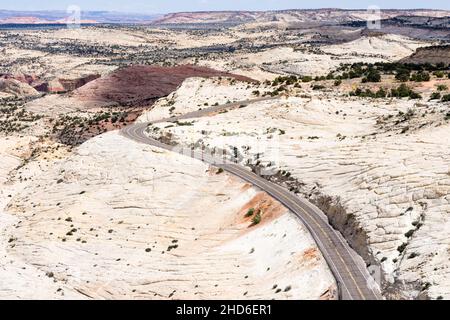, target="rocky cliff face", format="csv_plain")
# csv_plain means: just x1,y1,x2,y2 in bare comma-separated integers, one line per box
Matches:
0,78,39,97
